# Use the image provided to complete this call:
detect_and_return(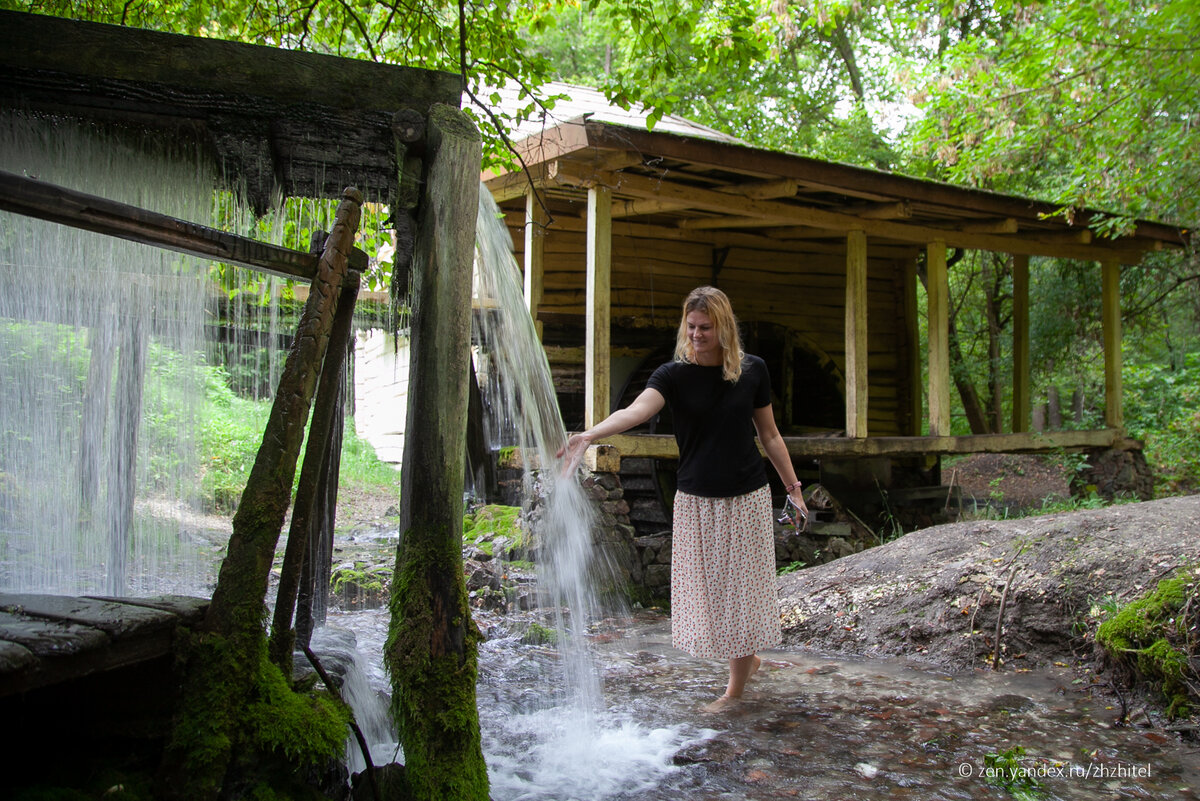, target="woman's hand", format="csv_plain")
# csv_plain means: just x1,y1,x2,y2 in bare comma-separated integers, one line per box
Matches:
785,486,810,530
556,432,591,477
